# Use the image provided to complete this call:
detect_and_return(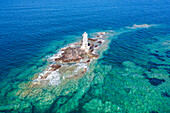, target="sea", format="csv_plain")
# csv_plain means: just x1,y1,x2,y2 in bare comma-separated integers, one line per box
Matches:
0,0,169,112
